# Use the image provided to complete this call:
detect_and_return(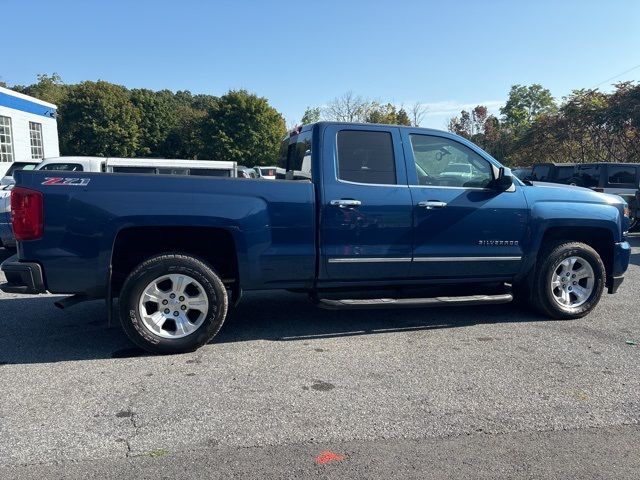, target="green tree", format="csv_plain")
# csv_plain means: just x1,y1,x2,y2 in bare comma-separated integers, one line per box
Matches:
201,89,286,166
396,108,411,126
500,84,557,132
130,88,179,157
59,81,140,156
14,73,68,106
301,107,321,124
